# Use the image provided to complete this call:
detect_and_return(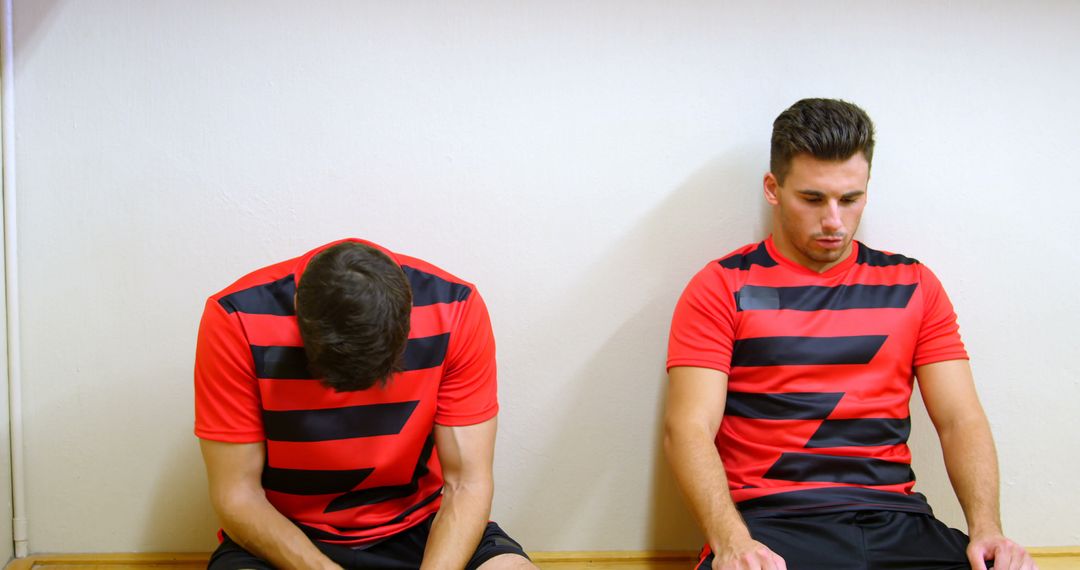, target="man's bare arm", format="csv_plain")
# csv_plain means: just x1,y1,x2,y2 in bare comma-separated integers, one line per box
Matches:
664,366,786,570
420,417,498,570
916,359,1035,570
199,439,341,570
